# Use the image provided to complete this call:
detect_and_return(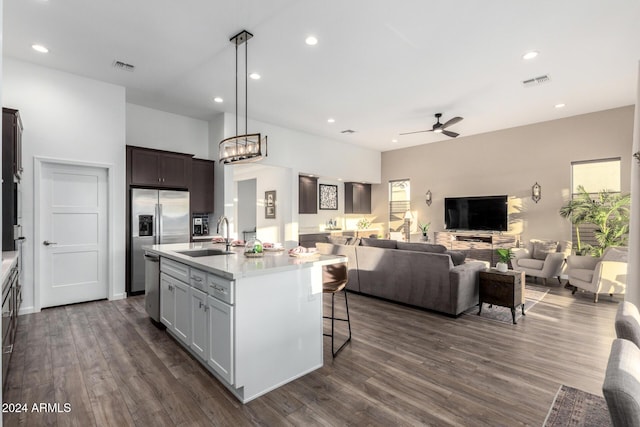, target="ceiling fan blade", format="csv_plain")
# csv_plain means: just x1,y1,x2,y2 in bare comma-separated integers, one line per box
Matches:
442,130,459,138
399,129,433,136
441,116,463,129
